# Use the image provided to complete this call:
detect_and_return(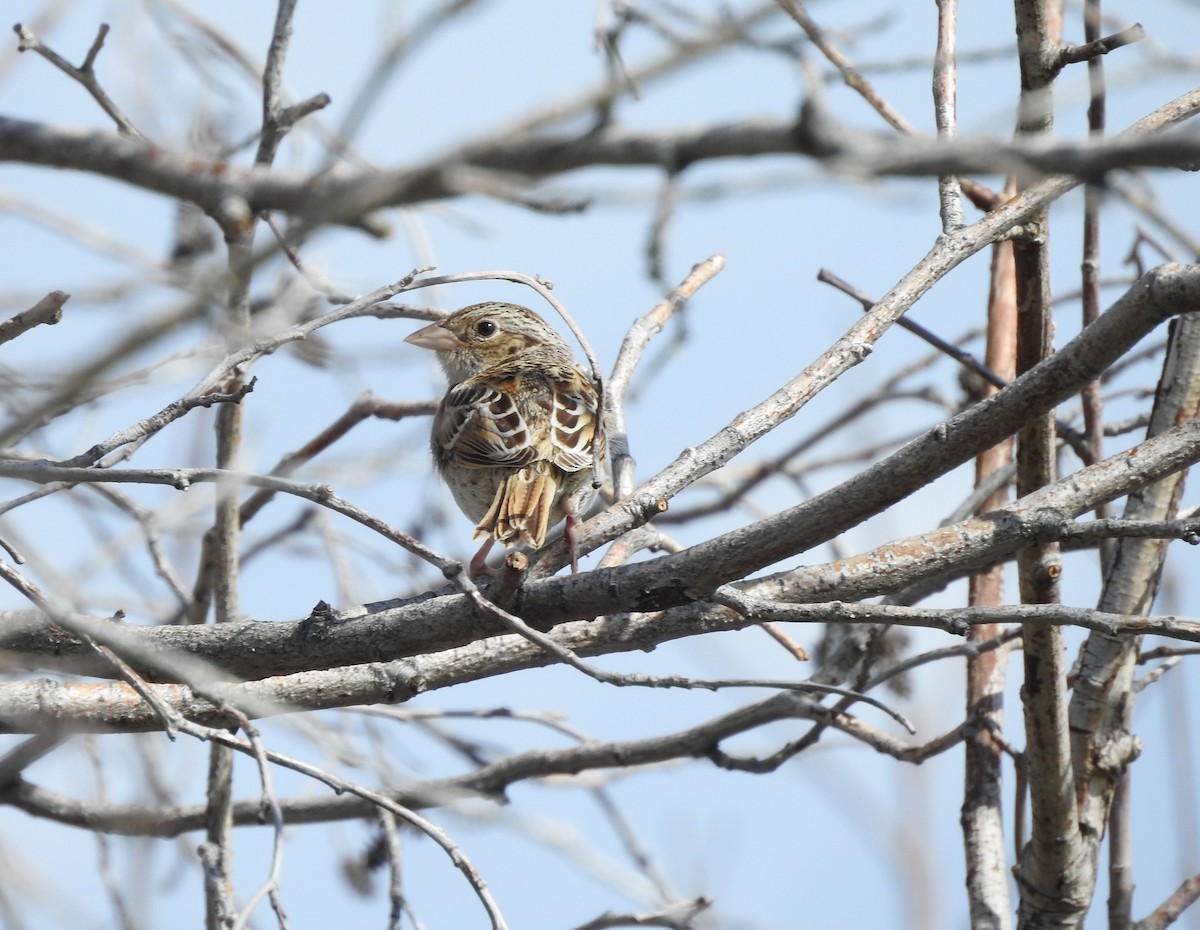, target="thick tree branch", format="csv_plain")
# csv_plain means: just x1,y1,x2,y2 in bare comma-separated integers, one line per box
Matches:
3,407,1200,695
0,691,832,833
1069,312,1200,924
3,87,1200,226
963,229,1017,930
4,592,1200,734
562,263,1200,586
1,268,1199,690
